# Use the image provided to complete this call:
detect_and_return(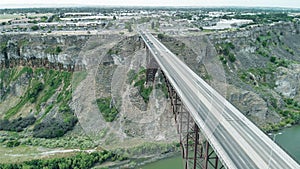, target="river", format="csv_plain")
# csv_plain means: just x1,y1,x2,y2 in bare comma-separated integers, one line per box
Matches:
140,125,300,168
276,125,300,162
